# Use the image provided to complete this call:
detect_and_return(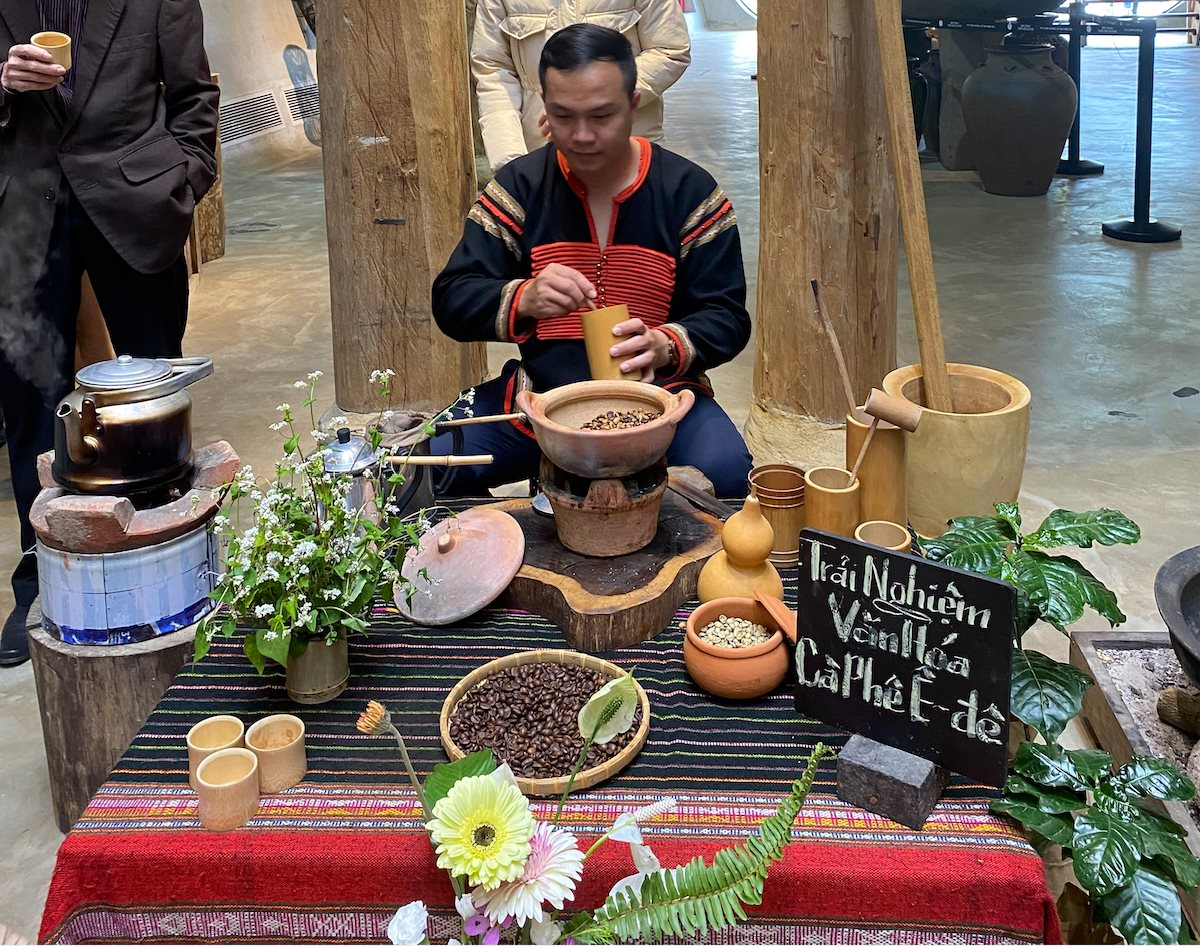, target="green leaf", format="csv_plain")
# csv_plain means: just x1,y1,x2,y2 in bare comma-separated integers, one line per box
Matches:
1111,756,1197,802
255,626,292,669
1010,647,1092,743
1005,550,1125,632
1097,866,1181,945
1141,817,1200,889
575,746,832,944
284,434,301,455
1026,508,1141,551
919,515,1013,575
1068,748,1116,783
1003,773,1086,814
1073,810,1142,897
242,632,266,674
424,749,496,814
990,796,1075,845
994,501,1022,536
1014,741,1098,792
